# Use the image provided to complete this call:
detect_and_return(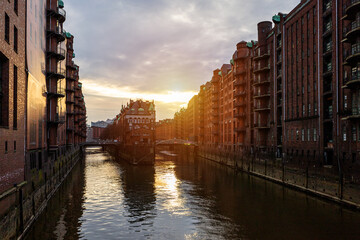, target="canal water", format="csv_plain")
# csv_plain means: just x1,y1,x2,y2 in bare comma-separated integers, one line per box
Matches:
25,147,360,240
